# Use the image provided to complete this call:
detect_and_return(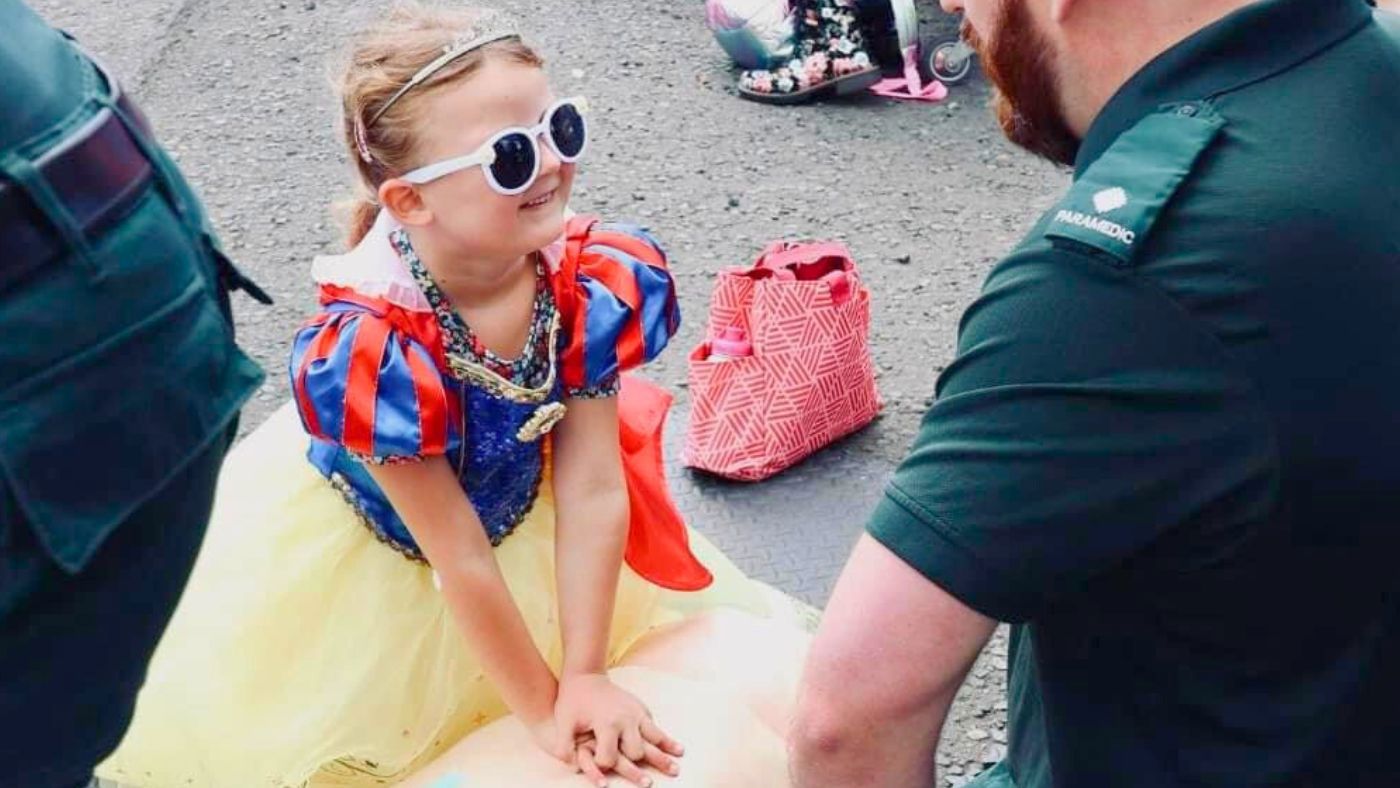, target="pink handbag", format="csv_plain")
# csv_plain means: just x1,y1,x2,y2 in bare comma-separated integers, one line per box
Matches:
683,240,883,481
